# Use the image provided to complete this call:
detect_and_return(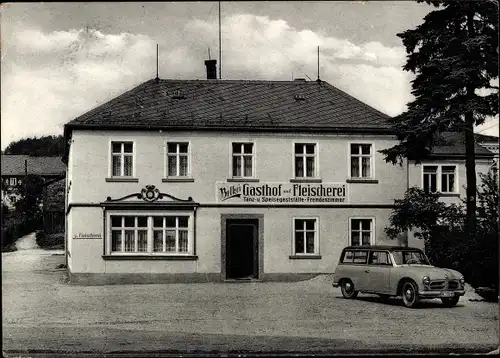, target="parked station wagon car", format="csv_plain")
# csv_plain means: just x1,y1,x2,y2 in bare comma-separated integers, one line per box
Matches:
332,245,465,308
